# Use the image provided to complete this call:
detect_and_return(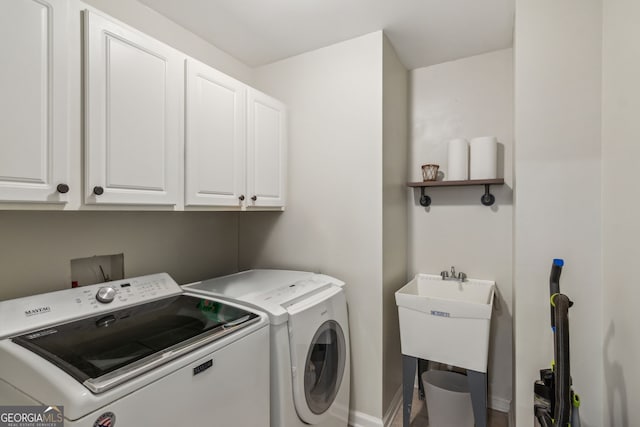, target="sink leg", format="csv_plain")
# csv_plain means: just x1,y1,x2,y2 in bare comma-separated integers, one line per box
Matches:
467,369,488,427
417,358,429,400
402,354,417,427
